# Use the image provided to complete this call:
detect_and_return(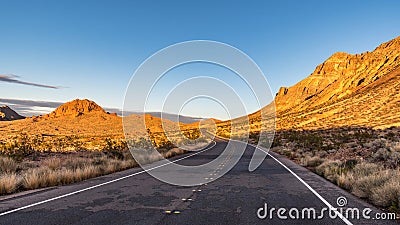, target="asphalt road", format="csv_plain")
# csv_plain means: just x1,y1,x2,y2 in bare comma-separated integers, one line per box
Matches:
0,140,398,225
